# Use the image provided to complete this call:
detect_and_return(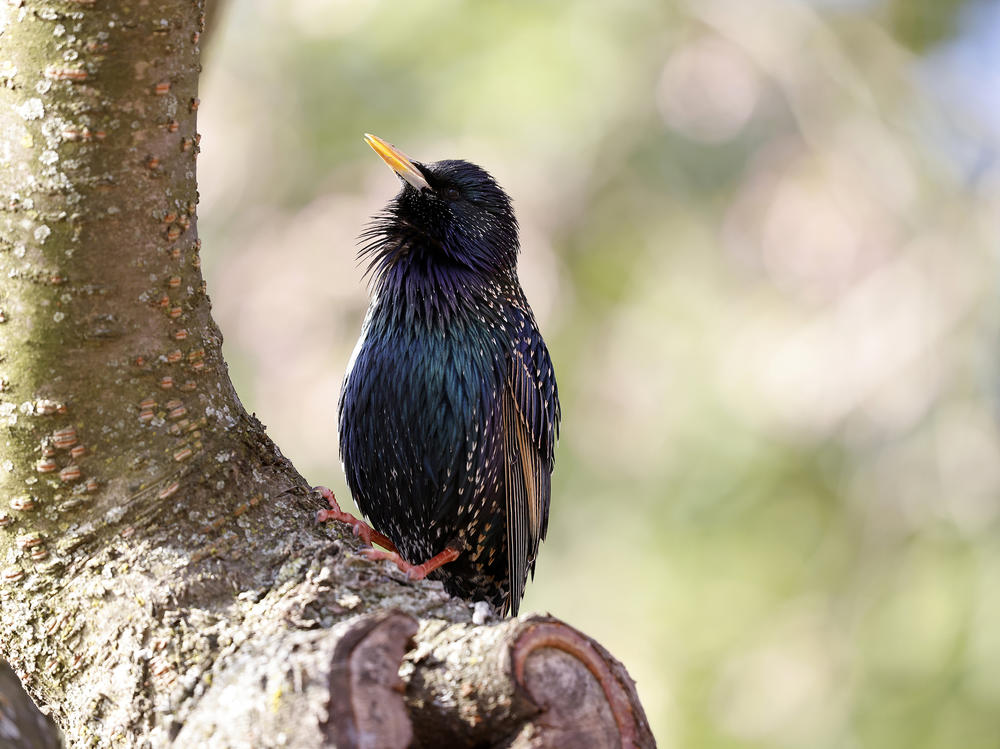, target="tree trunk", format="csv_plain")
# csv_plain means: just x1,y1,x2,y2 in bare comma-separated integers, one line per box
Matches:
0,2,654,747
